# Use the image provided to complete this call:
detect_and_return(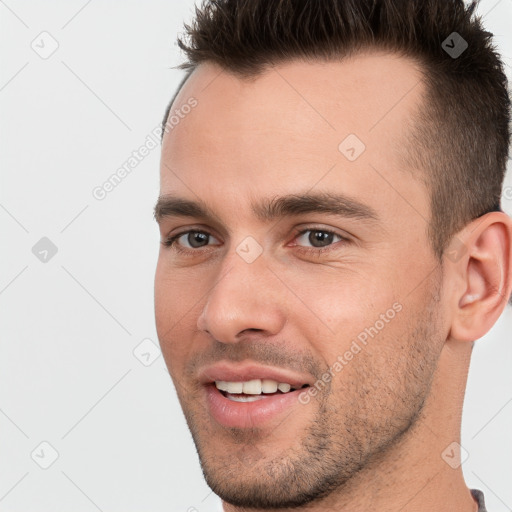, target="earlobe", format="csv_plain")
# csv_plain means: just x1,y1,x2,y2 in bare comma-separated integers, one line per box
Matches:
448,212,512,343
